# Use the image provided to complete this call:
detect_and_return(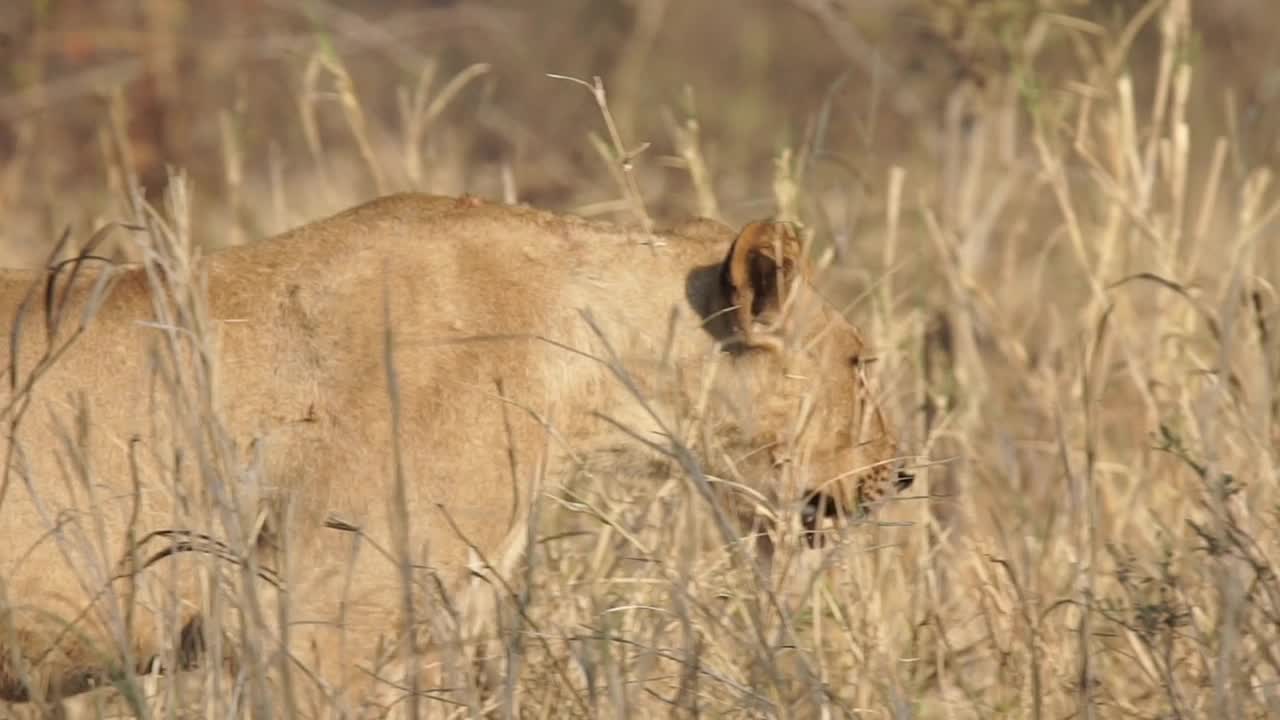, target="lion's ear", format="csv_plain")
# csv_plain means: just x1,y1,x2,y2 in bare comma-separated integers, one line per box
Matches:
722,220,806,350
